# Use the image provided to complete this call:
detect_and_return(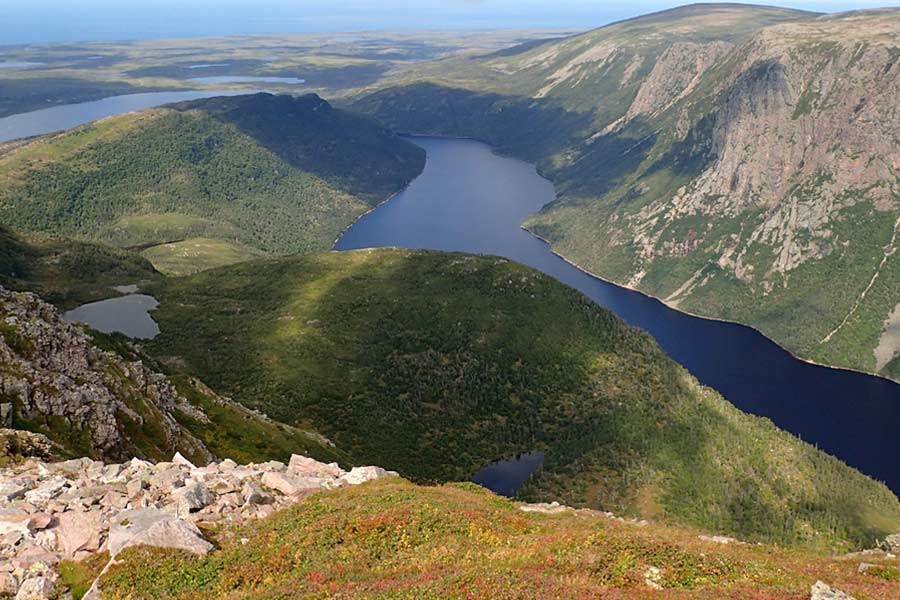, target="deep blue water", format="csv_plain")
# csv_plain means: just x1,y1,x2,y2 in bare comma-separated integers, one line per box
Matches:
0,90,260,143
472,452,545,497
336,137,900,495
